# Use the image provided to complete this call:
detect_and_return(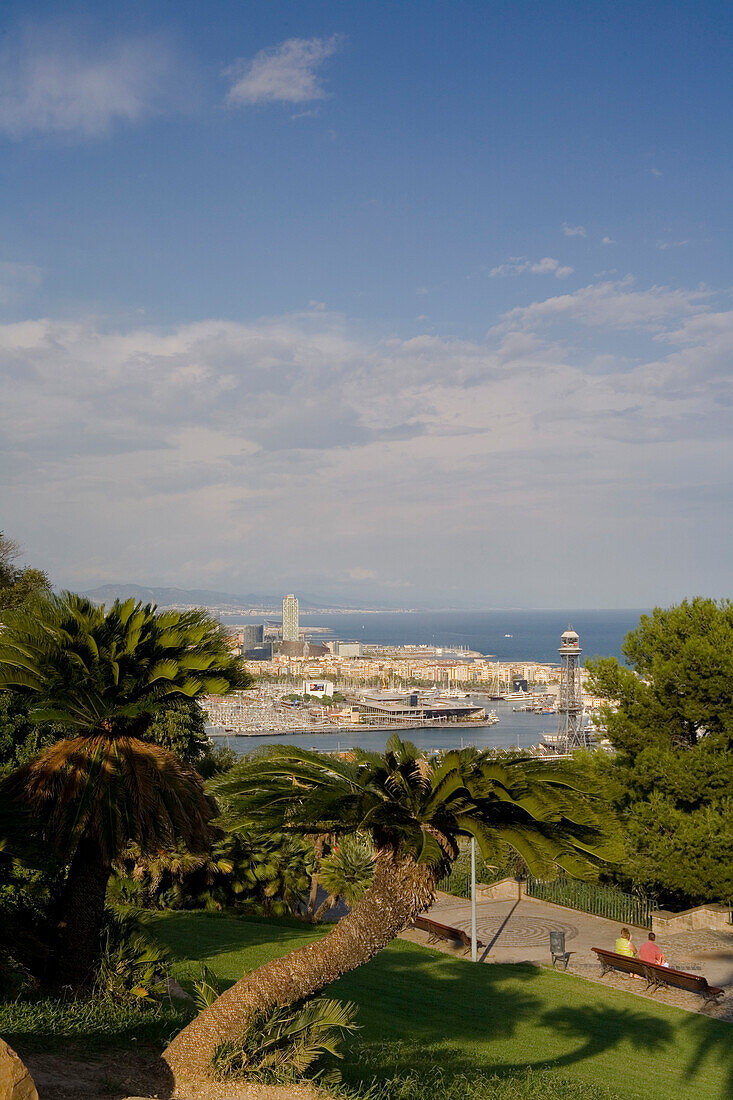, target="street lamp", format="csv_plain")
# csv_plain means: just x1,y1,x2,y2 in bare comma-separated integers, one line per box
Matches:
471,836,477,962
